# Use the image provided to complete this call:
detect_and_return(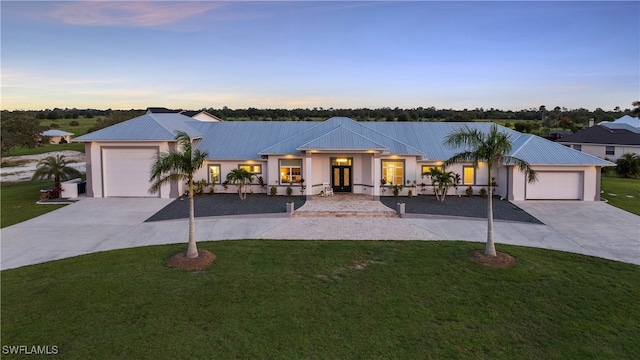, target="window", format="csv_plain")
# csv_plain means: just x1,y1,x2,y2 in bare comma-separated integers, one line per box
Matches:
382,160,404,185
280,159,302,184
573,145,582,151
421,165,441,176
463,166,475,185
239,164,262,174
605,146,615,156
208,165,221,184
